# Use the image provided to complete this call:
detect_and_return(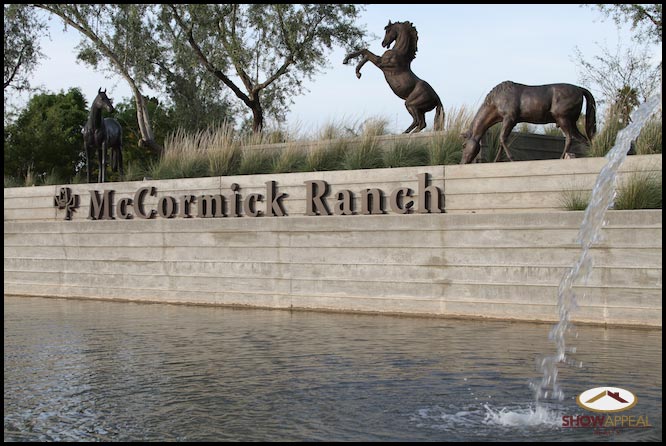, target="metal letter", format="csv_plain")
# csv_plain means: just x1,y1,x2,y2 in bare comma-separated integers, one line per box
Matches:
134,187,157,219
305,180,331,216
